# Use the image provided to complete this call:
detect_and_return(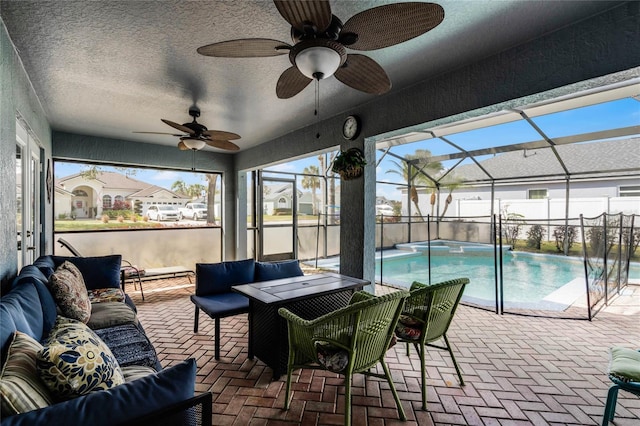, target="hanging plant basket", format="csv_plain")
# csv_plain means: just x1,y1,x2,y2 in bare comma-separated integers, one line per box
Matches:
332,148,367,181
